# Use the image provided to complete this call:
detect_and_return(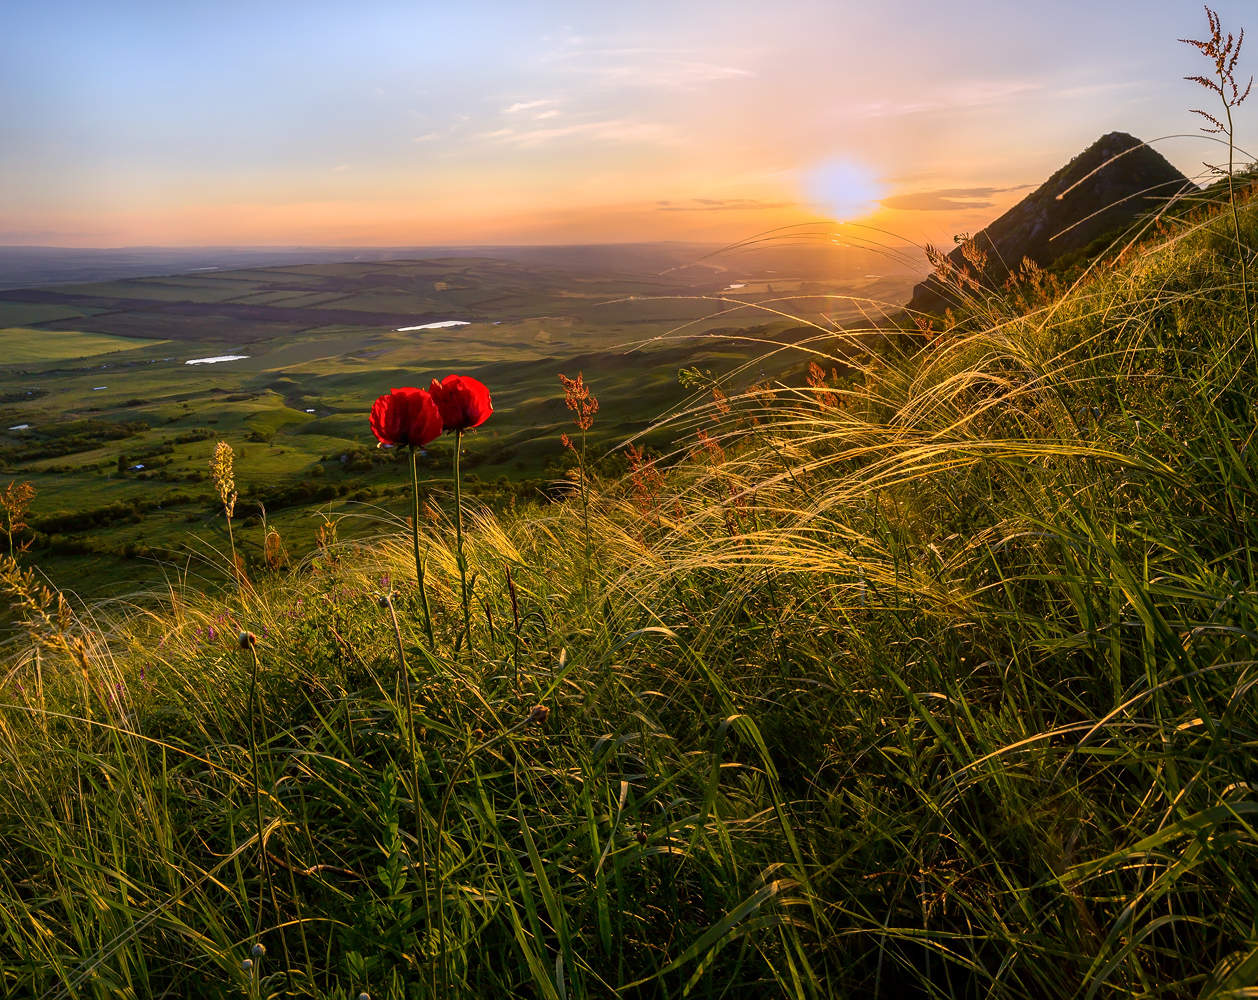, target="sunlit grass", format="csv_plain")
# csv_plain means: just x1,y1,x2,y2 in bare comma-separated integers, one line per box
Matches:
3,191,1258,998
